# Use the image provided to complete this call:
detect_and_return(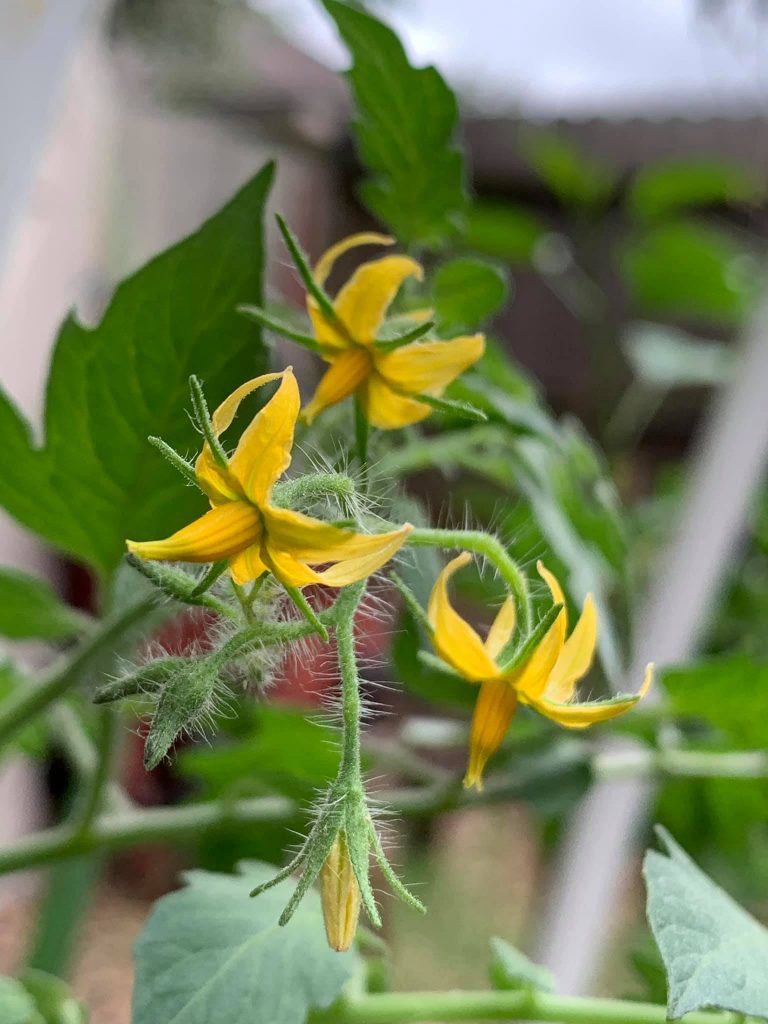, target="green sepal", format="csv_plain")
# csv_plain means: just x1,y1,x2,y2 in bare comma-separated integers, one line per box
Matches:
416,649,462,680
343,792,381,927
282,584,329,642
415,393,488,422
389,572,432,634
369,822,426,914
147,436,199,487
125,554,236,619
374,320,435,352
238,305,324,354
278,803,344,927
275,214,338,324
143,657,222,770
93,657,187,704
497,602,563,675
189,375,228,470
